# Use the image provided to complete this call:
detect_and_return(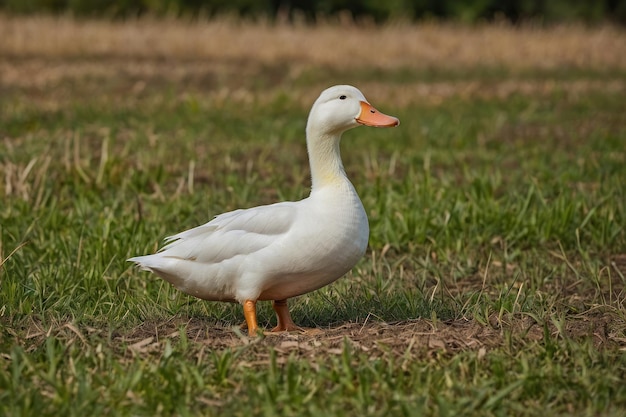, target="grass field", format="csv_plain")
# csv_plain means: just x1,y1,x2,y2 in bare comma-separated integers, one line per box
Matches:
1,15,626,416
